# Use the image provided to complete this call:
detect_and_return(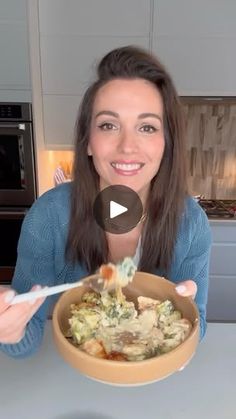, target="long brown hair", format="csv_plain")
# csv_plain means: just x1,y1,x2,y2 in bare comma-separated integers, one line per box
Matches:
66,46,188,274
